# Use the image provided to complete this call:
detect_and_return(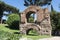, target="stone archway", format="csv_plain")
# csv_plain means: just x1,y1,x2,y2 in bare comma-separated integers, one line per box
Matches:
20,6,52,36
20,23,41,35
26,11,37,23
26,27,39,35
20,6,44,23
